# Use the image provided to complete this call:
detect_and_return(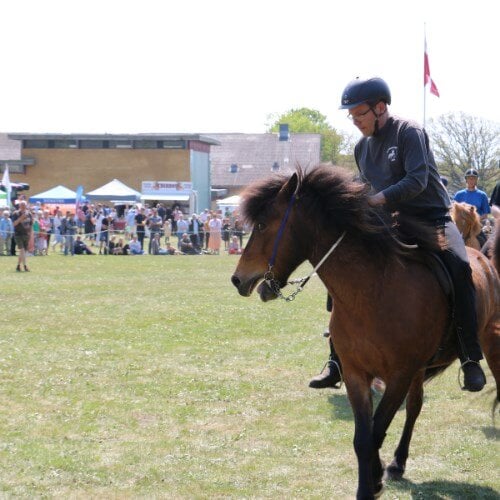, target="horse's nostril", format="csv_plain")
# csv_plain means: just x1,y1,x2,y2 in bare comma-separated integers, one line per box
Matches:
231,275,241,288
